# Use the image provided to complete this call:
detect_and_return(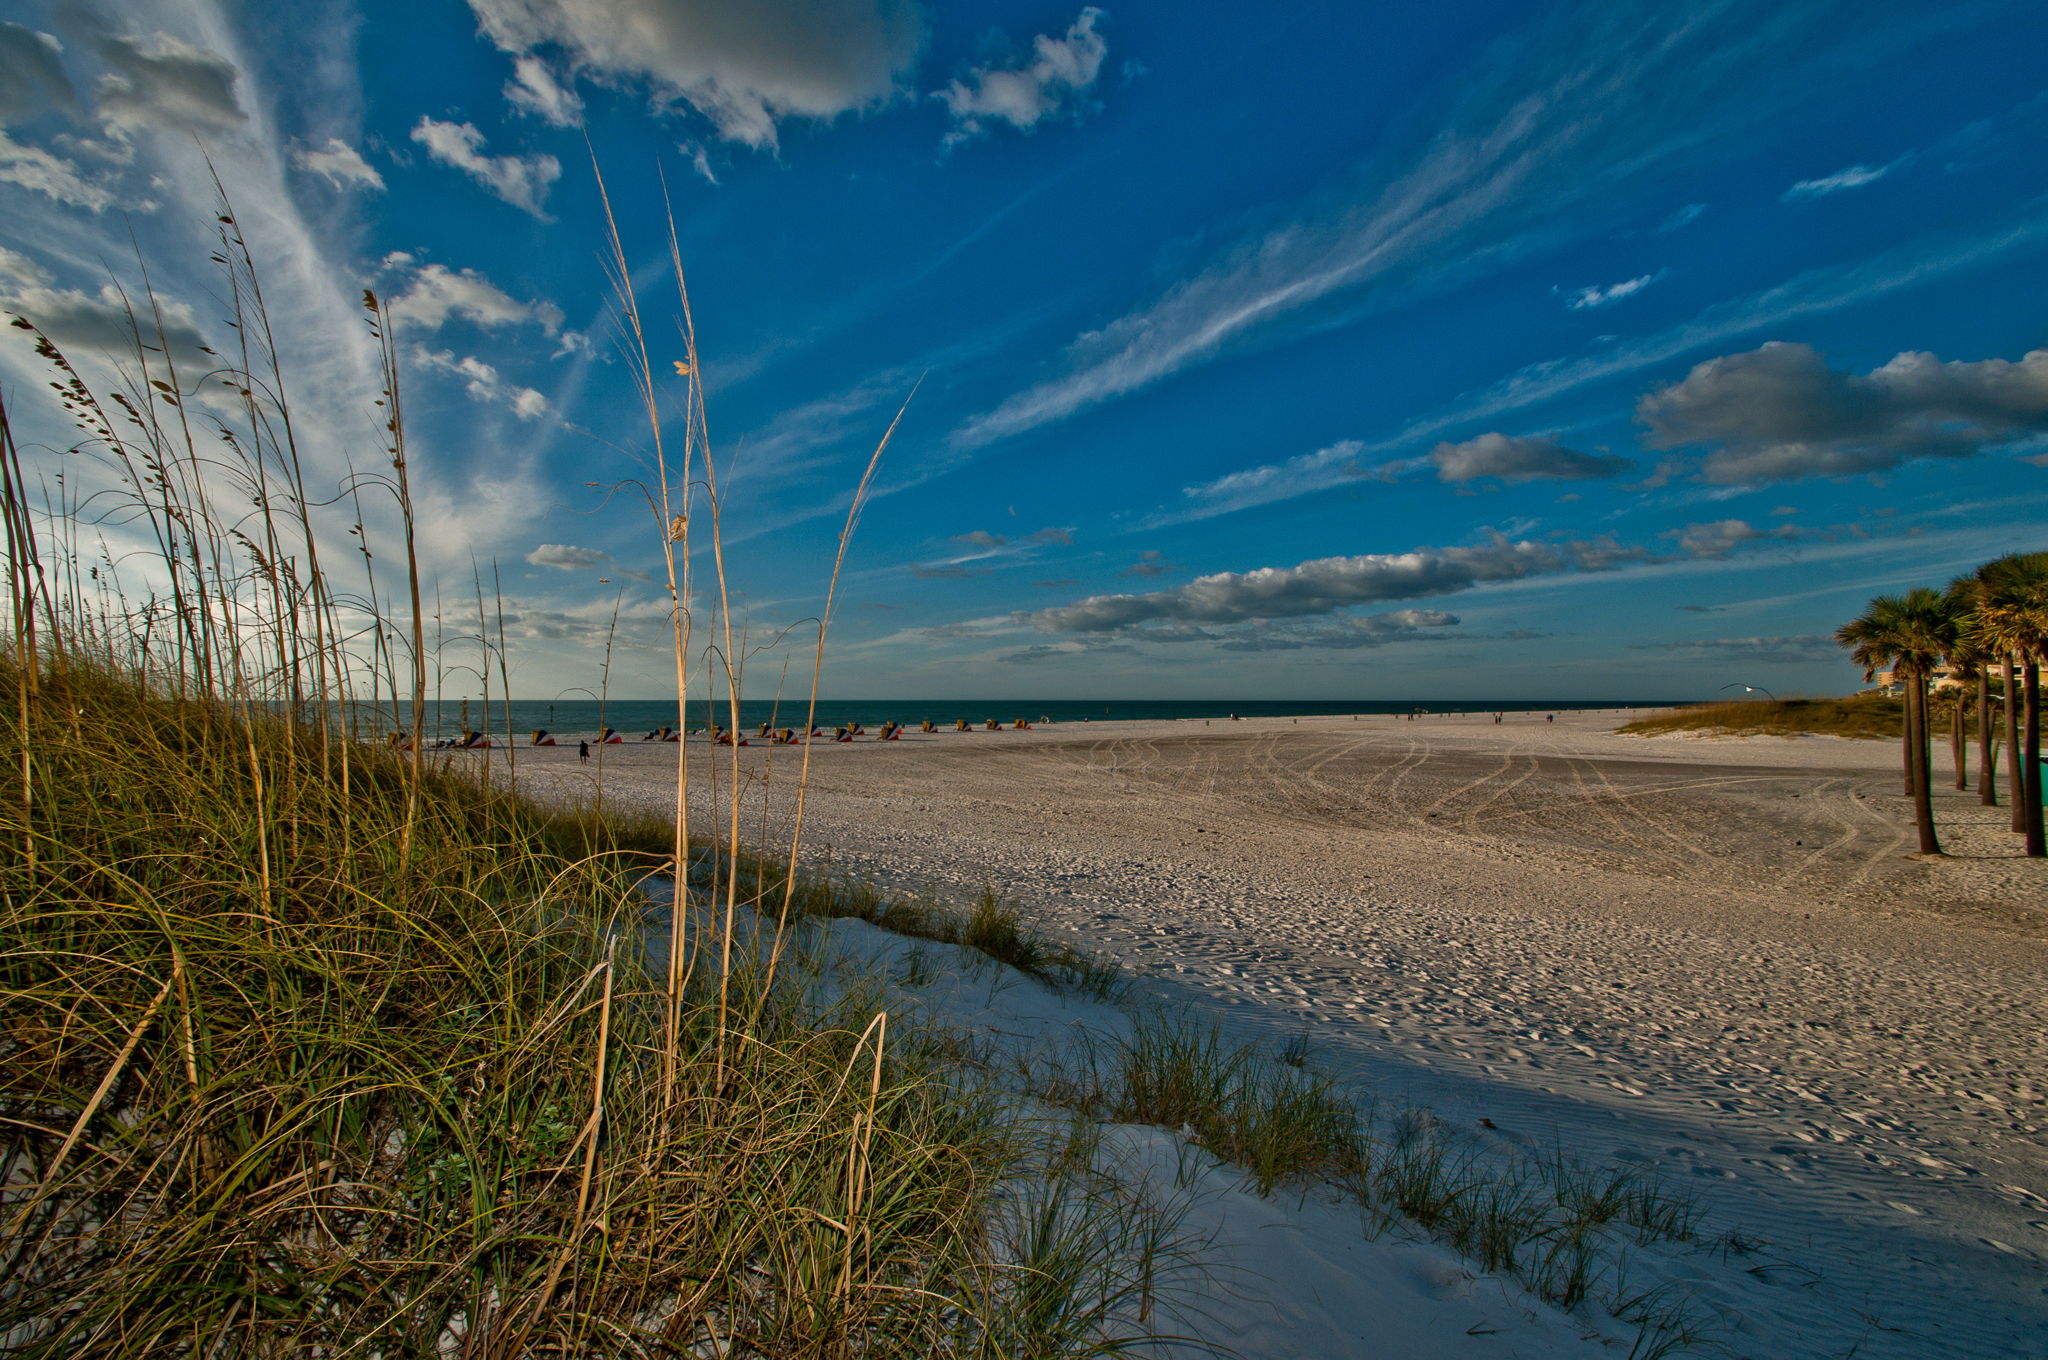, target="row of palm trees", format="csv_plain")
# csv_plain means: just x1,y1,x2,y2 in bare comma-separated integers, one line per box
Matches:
1836,551,2048,859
